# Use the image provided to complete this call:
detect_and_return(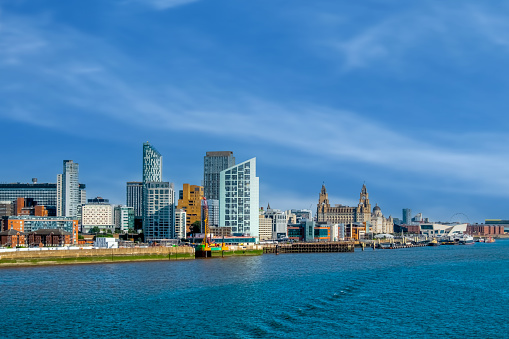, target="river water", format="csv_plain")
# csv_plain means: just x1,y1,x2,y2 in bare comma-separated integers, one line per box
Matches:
1,240,508,338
